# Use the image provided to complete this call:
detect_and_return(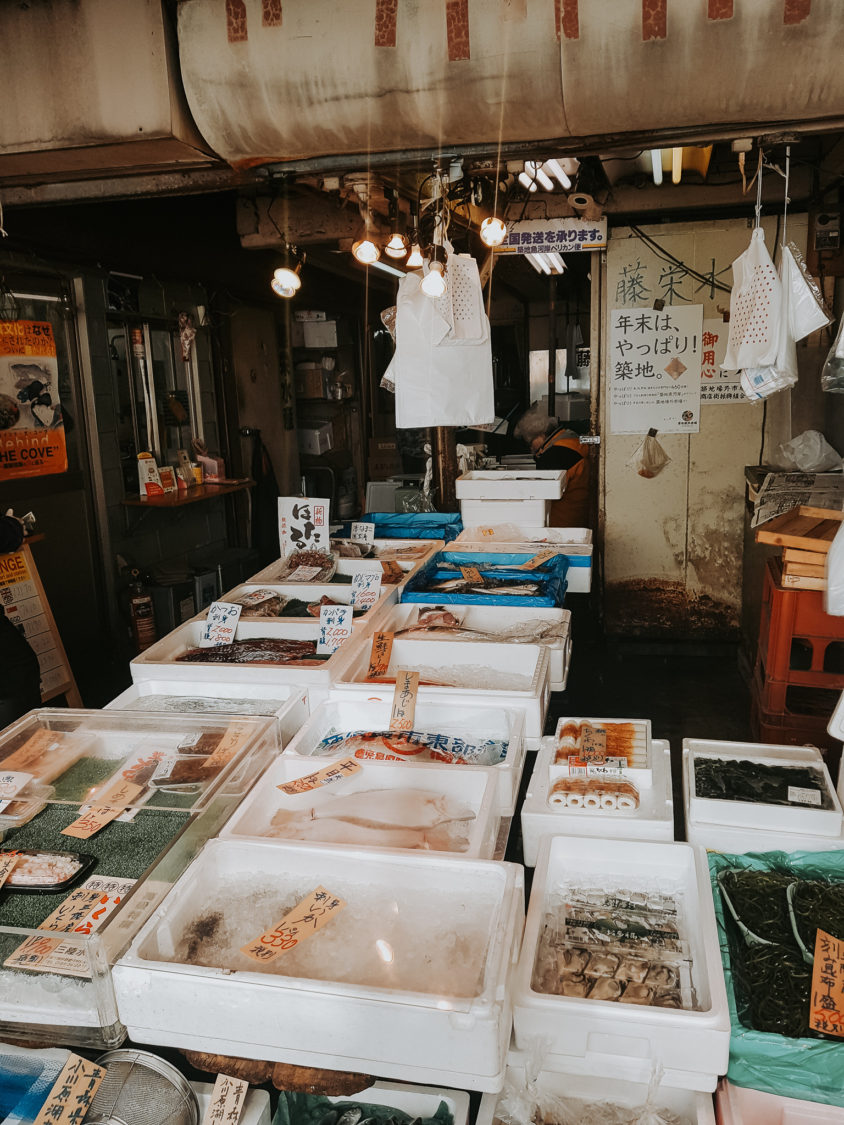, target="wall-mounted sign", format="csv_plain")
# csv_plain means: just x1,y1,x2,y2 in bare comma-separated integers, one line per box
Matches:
0,321,67,481
496,217,607,255
700,318,744,404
